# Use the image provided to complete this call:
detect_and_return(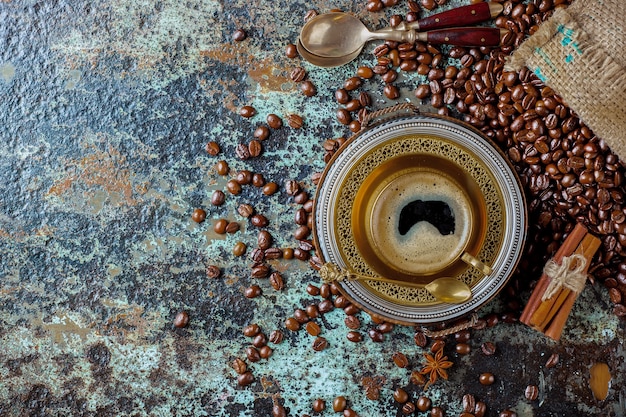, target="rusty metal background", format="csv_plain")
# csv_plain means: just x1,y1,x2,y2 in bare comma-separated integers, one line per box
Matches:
0,1,623,416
